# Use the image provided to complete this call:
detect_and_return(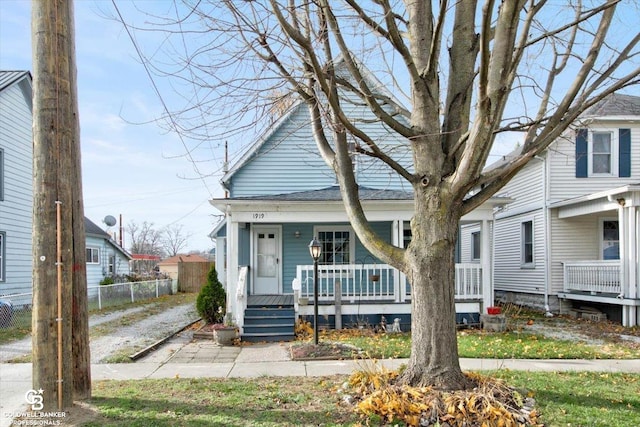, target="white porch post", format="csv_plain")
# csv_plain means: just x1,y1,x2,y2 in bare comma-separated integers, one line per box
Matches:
392,220,404,302
481,219,493,312
617,203,631,327
227,217,241,327
625,205,638,327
